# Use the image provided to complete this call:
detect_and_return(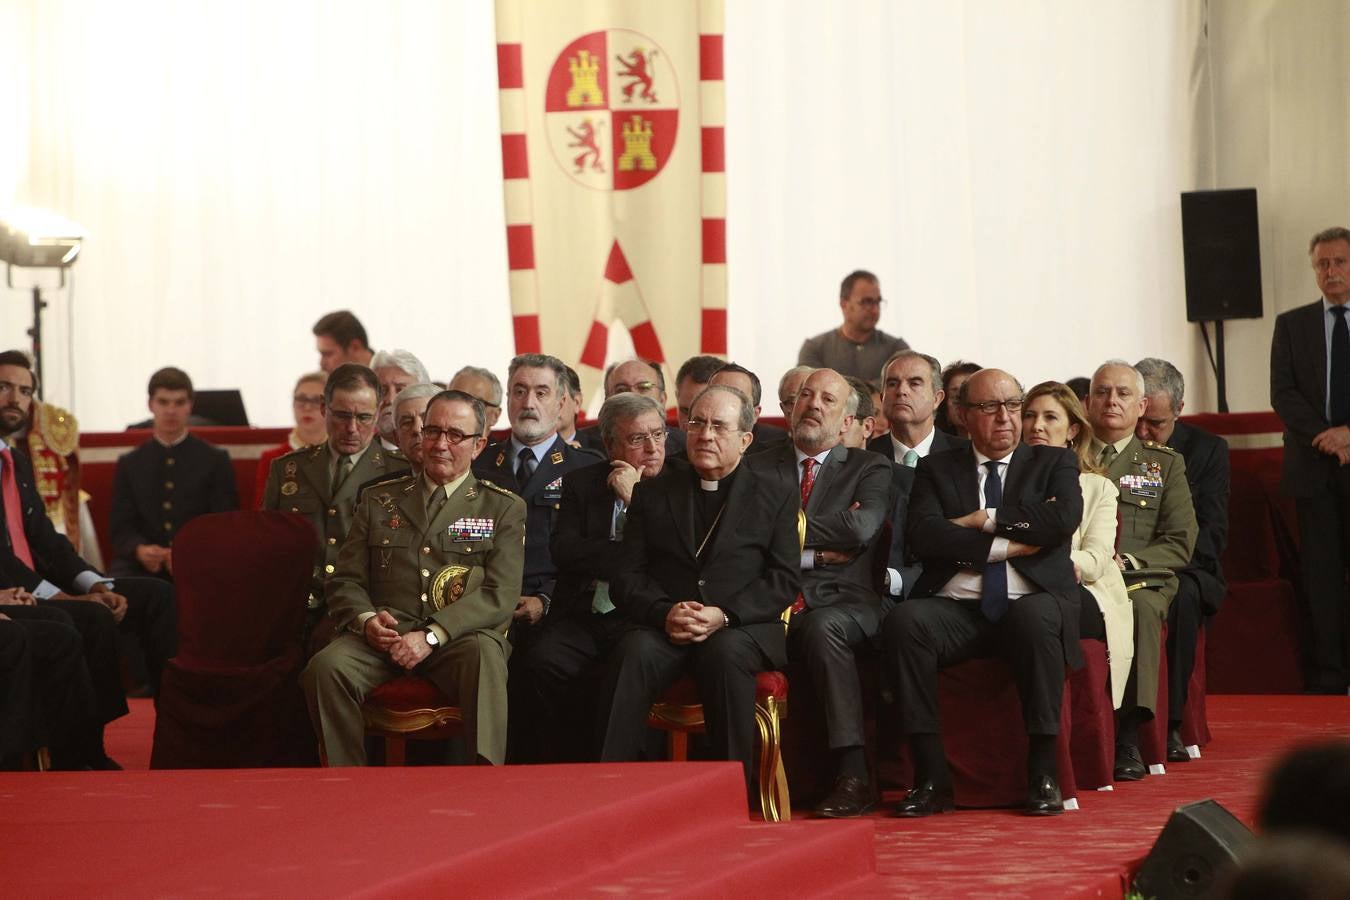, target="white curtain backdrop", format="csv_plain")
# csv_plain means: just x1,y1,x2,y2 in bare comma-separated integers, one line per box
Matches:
0,0,1269,431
